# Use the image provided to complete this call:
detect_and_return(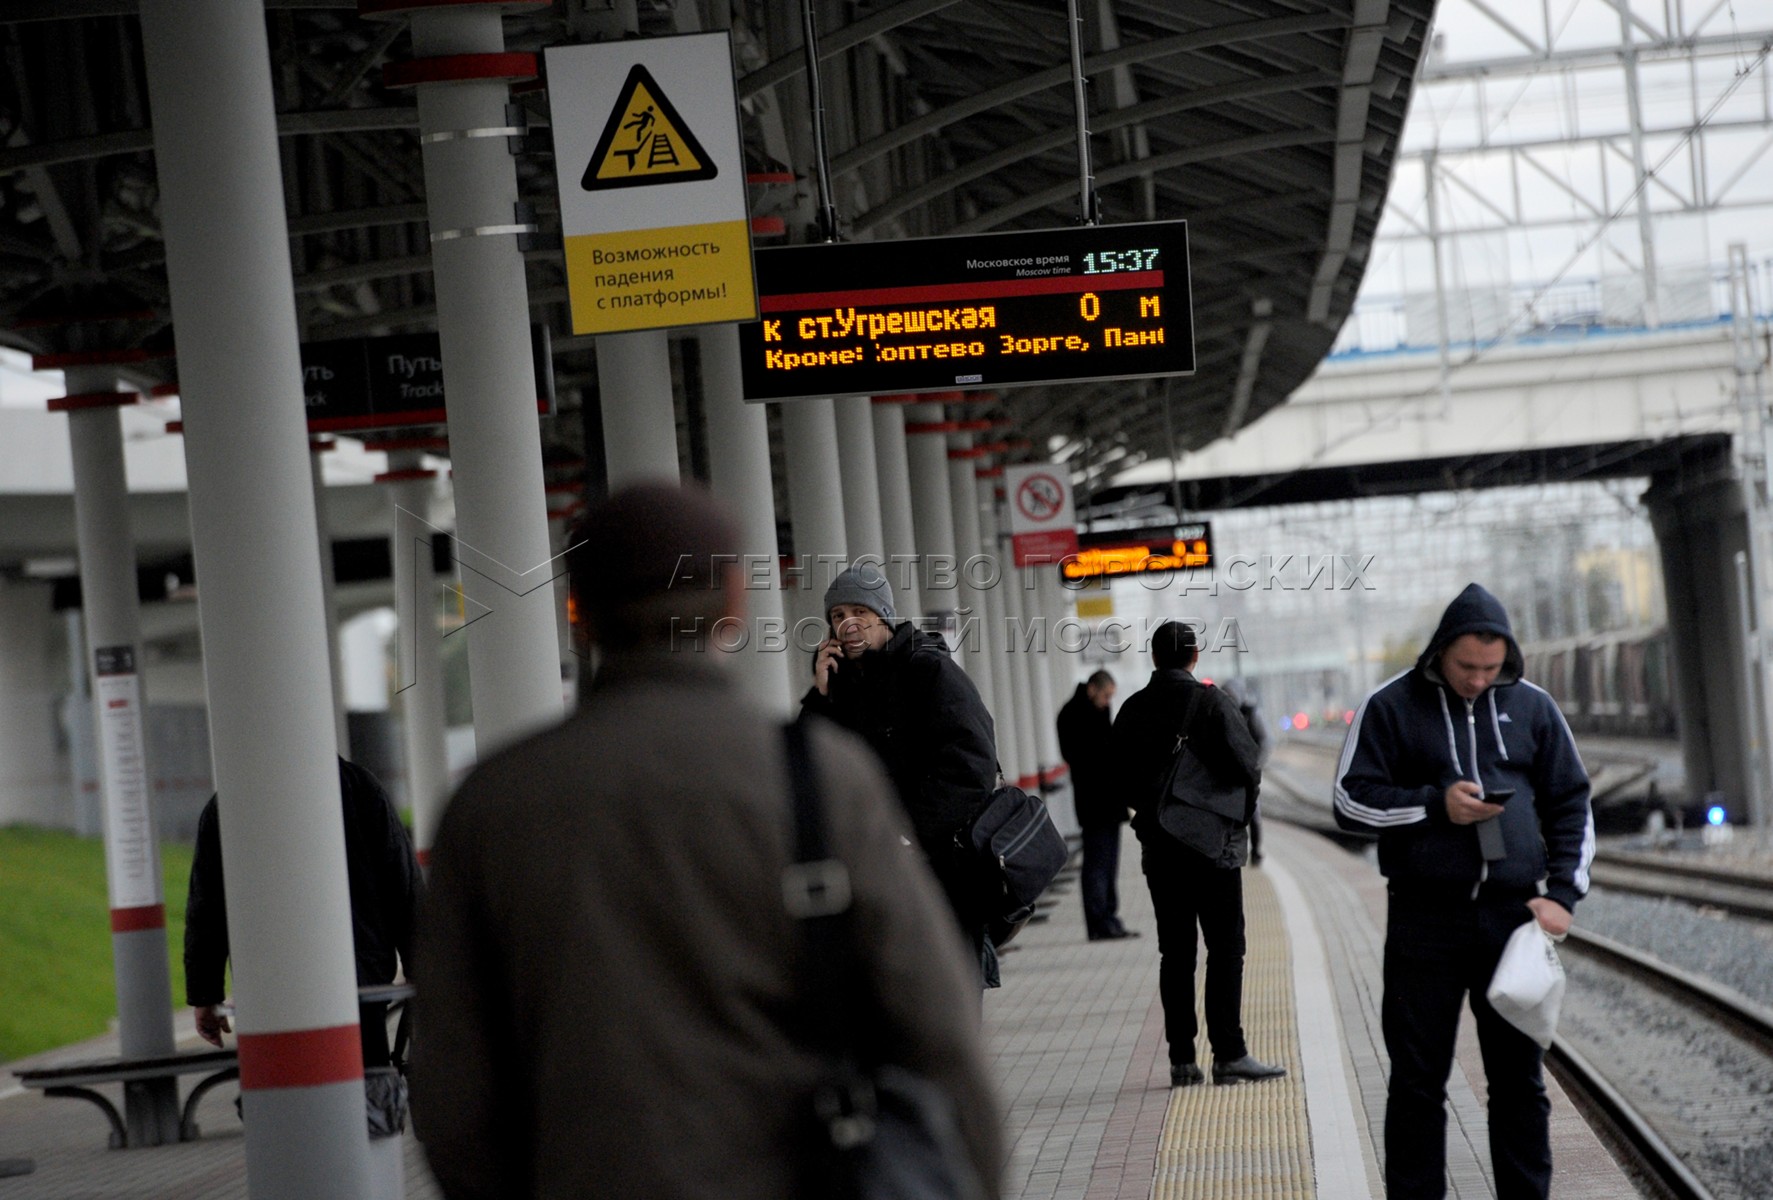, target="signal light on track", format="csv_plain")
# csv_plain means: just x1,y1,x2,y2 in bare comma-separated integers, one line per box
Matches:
1707,805,1728,826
